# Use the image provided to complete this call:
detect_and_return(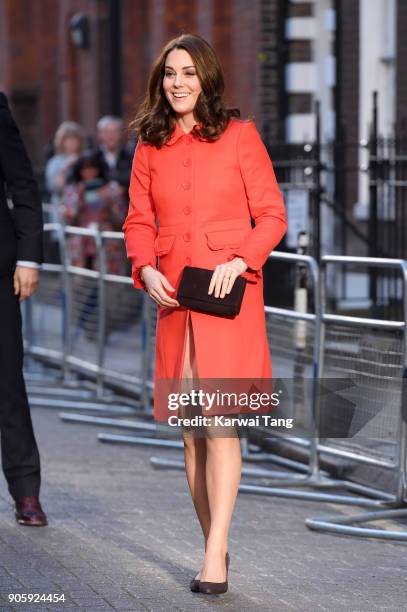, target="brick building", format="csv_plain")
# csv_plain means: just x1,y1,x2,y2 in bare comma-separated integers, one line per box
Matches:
0,0,281,166
2,0,405,153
